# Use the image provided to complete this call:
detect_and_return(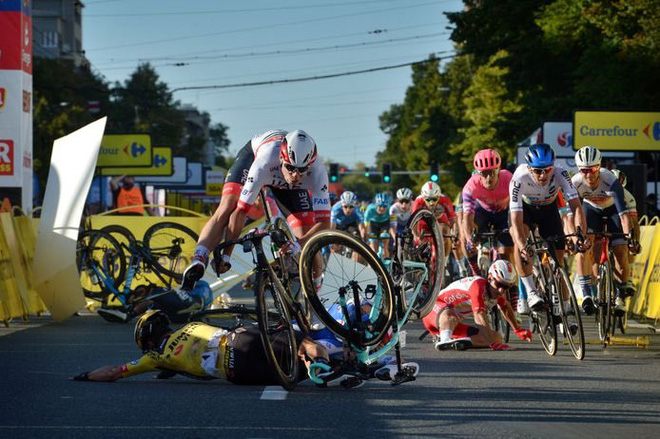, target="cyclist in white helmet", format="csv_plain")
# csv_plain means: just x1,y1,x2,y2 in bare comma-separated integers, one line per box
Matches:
412,181,456,263
181,130,331,289
572,146,638,315
331,190,365,238
390,187,413,238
